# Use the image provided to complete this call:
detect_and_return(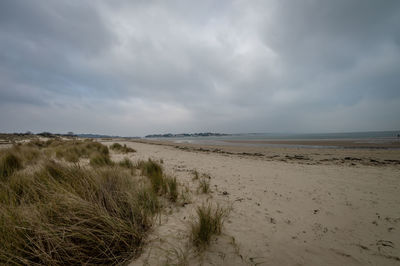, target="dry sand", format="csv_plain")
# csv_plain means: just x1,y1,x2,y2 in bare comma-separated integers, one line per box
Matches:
106,140,400,265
